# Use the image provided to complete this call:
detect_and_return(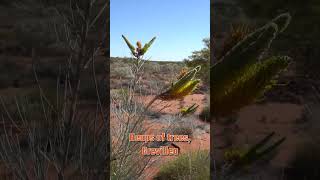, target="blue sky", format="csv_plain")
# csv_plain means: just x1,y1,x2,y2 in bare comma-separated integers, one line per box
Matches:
110,0,210,61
